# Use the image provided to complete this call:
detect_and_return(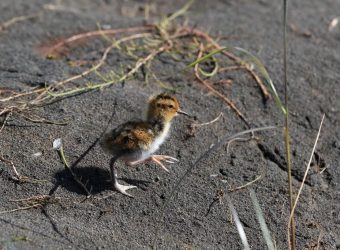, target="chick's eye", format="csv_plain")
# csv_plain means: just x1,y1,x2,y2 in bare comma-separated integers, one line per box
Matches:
168,104,174,109
157,103,161,108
